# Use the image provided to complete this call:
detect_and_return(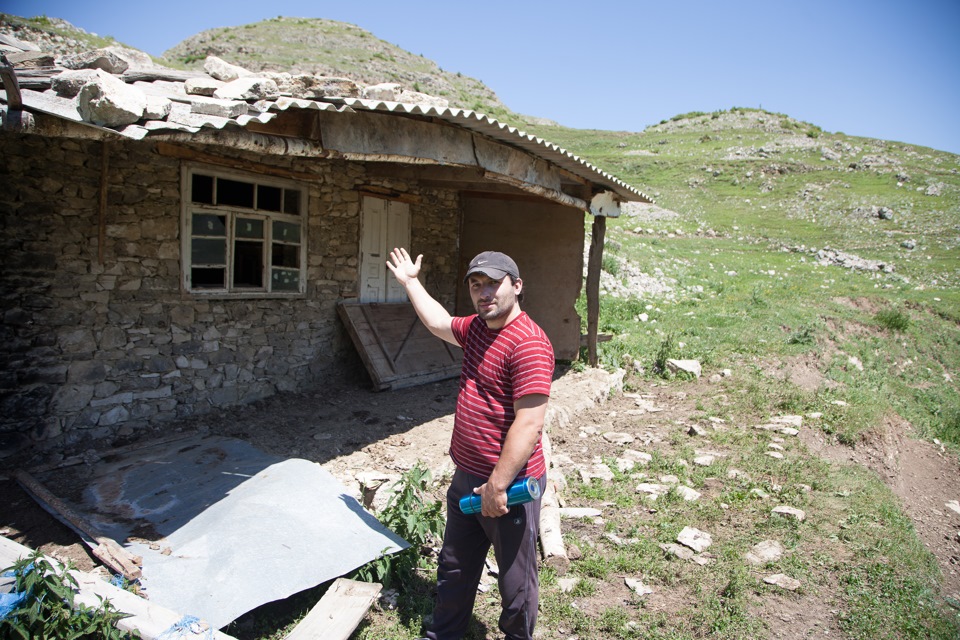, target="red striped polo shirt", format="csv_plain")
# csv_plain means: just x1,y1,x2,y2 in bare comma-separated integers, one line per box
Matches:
449,311,554,479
